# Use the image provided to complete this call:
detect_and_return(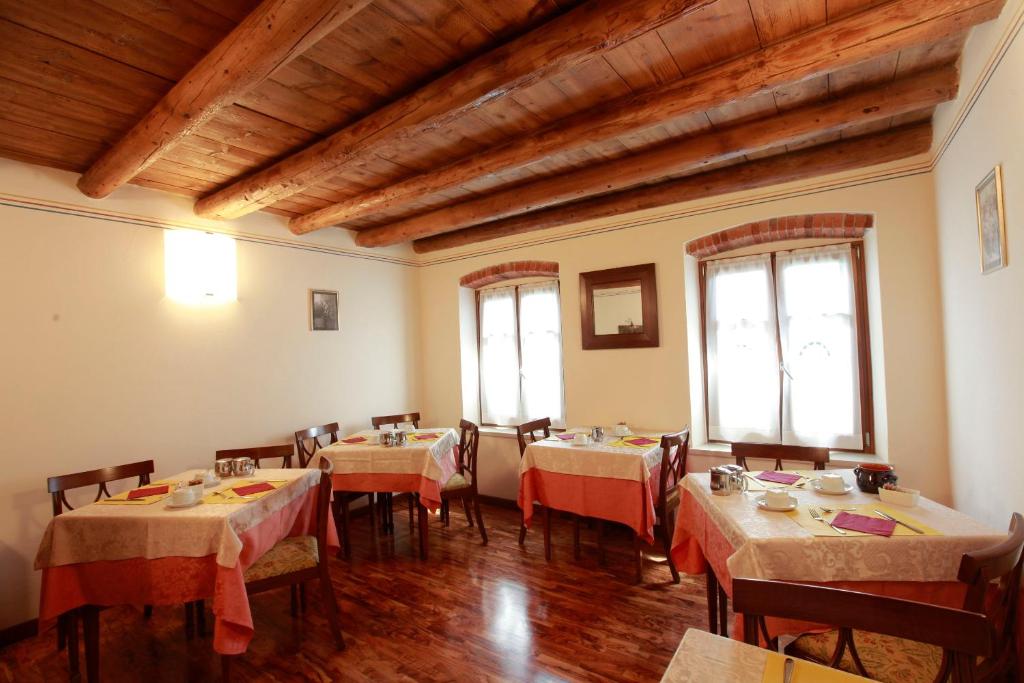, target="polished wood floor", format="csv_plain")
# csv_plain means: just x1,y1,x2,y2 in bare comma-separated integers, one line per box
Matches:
0,502,709,682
